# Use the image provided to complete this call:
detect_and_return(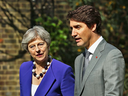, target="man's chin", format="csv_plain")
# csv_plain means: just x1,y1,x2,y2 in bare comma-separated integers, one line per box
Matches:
76,43,83,47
